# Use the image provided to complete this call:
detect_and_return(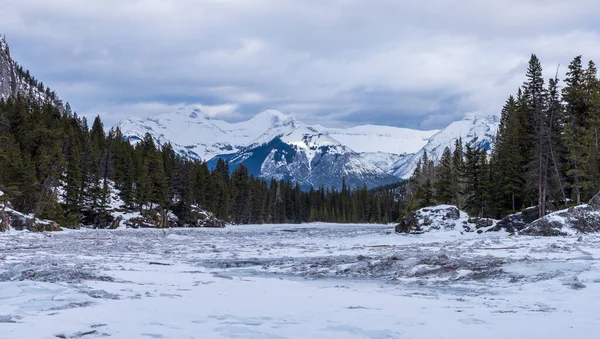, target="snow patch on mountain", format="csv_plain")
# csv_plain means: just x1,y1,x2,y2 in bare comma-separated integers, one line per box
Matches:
392,115,500,179
320,124,438,155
